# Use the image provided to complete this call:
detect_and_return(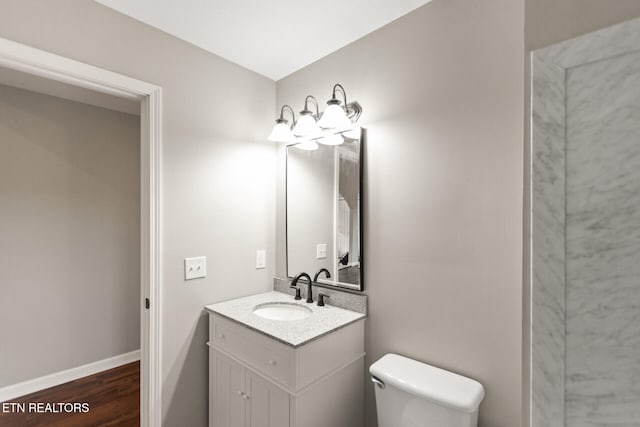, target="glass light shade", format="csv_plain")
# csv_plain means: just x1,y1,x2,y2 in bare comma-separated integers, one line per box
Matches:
296,140,319,150
317,103,351,129
292,114,322,137
317,133,344,146
267,122,295,143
